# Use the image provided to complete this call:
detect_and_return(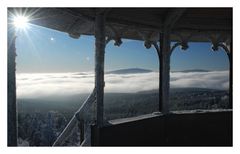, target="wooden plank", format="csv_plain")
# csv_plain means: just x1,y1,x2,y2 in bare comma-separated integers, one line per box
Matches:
79,120,85,143
53,116,78,146
164,9,186,30
53,90,96,146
